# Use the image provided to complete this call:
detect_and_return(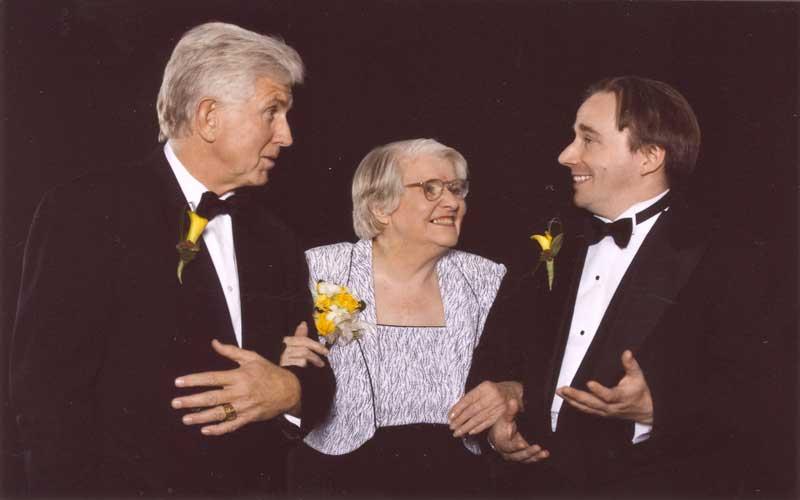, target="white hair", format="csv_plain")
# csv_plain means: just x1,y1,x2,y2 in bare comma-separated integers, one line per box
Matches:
351,138,469,240
156,22,304,141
